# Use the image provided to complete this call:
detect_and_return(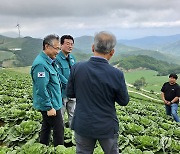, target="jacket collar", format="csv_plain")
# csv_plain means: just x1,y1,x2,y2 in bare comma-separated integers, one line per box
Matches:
89,56,109,64
40,51,54,65
59,50,73,60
